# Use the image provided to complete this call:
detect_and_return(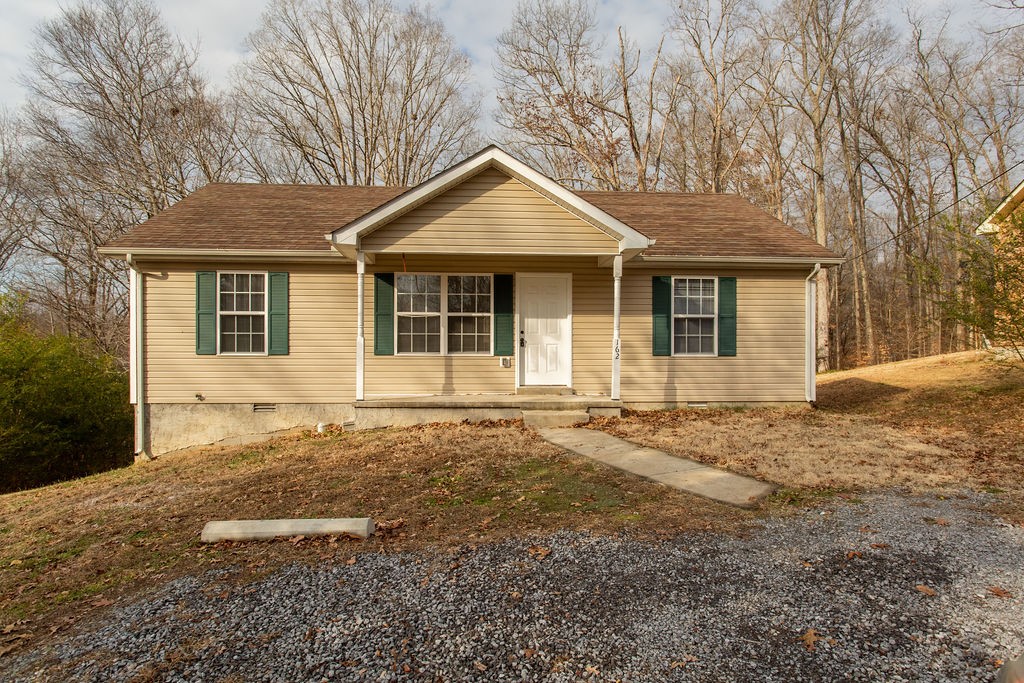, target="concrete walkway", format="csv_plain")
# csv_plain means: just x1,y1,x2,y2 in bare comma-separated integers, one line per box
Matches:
539,428,775,508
